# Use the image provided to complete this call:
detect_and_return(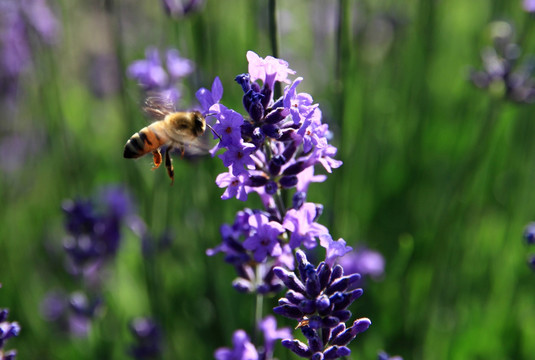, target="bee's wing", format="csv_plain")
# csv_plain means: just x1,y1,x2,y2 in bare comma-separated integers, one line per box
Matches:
143,95,176,121
174,135,213,159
